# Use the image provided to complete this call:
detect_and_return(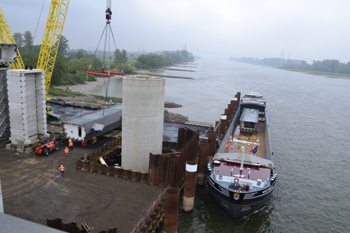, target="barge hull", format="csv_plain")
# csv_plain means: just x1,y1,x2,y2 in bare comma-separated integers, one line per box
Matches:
207,180,275,220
